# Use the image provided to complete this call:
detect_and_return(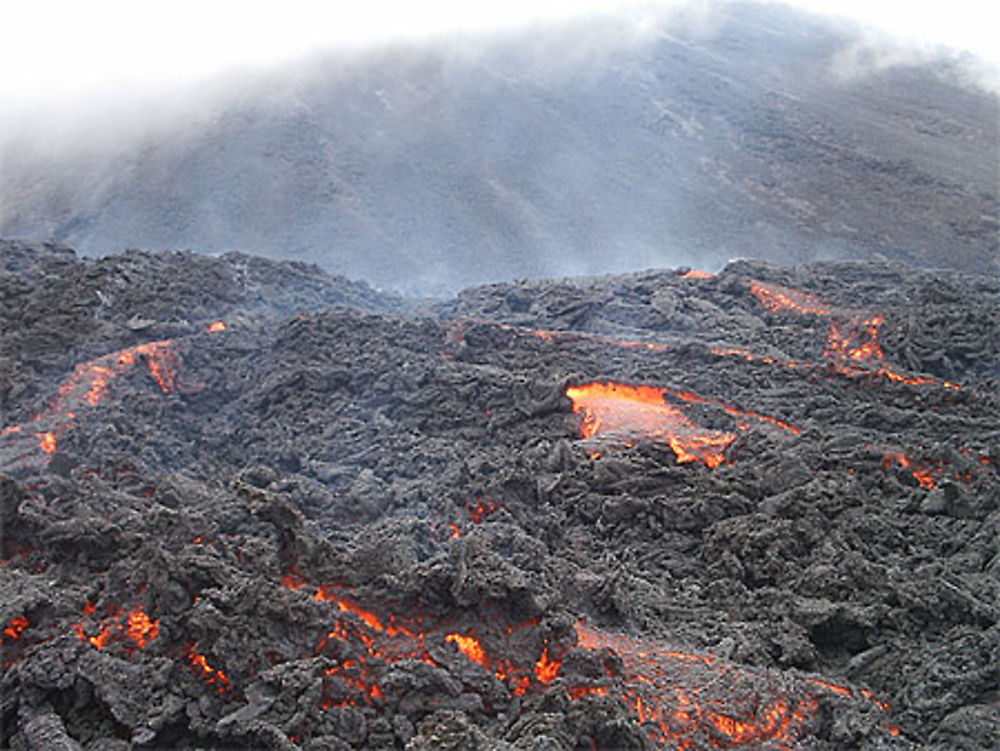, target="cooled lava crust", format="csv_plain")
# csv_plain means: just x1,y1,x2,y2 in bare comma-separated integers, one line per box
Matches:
2,240,998,749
